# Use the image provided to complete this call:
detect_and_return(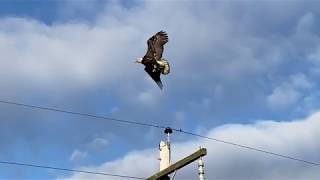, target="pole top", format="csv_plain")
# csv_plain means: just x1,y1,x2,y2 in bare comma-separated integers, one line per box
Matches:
164,127,173,134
